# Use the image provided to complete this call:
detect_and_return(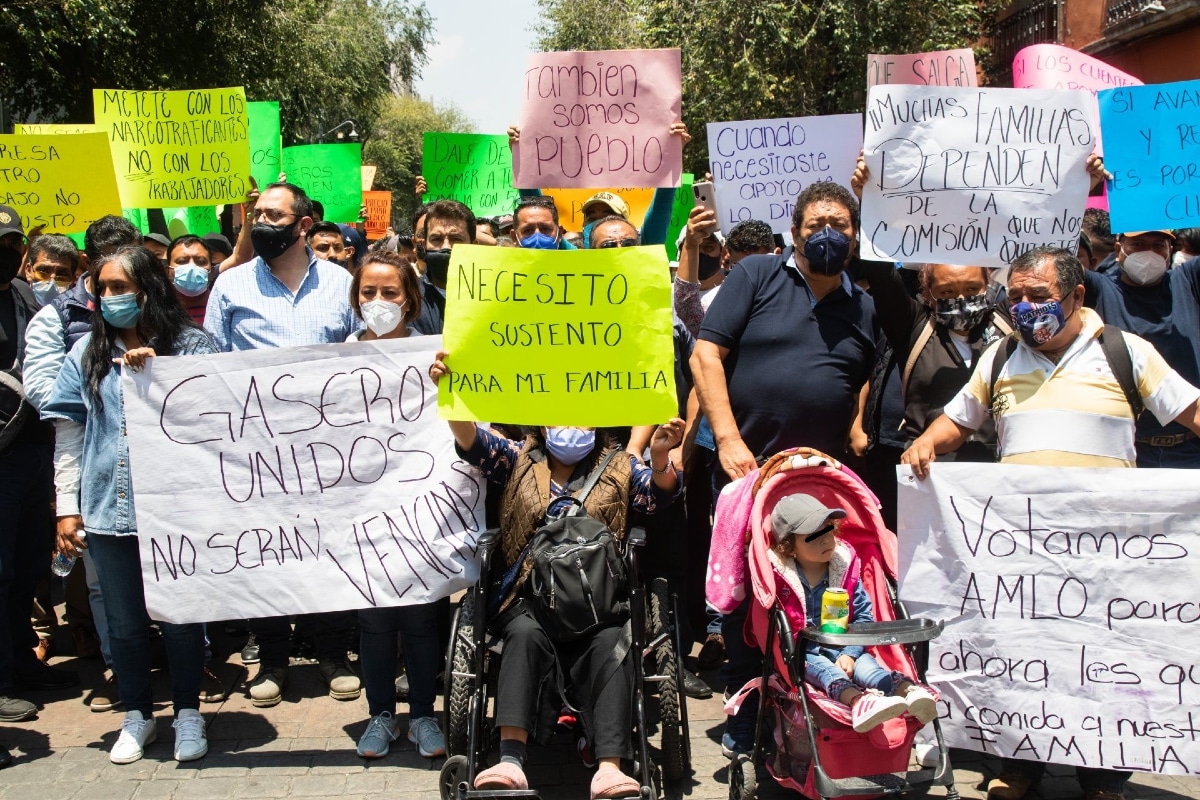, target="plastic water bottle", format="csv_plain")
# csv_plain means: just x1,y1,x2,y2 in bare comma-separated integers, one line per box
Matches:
50,532,85,577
